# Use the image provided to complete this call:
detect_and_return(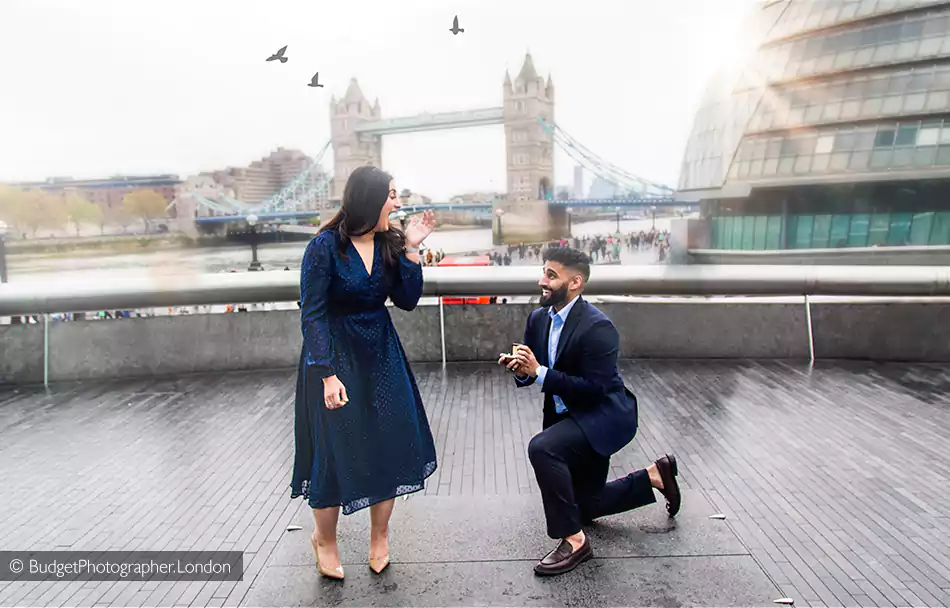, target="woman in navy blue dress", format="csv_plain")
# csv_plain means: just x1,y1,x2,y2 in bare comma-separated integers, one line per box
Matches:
291,166,438,580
